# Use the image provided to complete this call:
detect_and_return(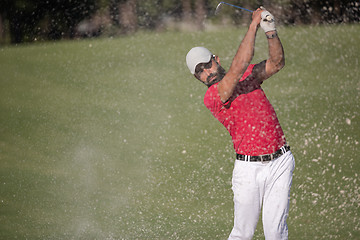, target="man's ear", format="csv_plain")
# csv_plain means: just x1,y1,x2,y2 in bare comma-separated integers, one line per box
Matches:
214,55,220,65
